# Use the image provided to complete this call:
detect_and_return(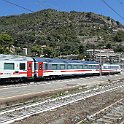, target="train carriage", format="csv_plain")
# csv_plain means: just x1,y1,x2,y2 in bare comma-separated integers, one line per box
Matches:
0,54,34,80
33,57,100,78
33,58,66,78
0,54,122,82
102,63,122,74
